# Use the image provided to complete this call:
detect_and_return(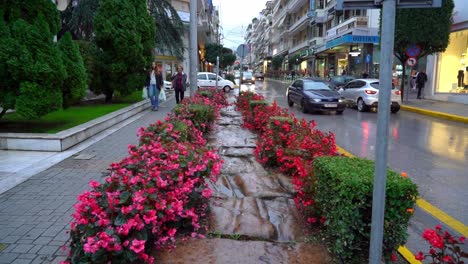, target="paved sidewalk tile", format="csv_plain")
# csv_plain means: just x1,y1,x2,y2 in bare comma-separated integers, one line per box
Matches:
0,99,175,263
